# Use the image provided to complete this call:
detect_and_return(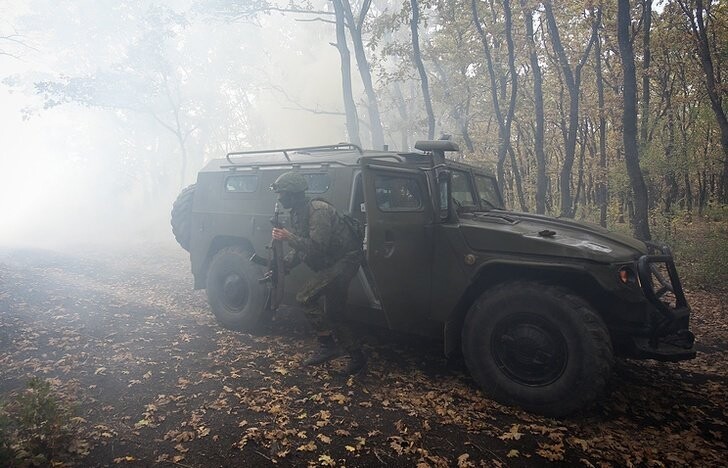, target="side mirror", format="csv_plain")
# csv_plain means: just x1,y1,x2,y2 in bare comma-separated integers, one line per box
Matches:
437,170,452,222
